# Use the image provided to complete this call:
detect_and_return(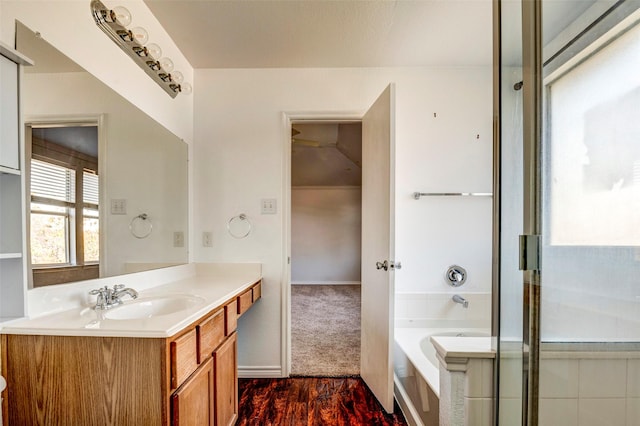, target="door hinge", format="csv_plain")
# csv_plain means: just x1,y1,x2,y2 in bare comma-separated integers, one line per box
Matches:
519,234,540,271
